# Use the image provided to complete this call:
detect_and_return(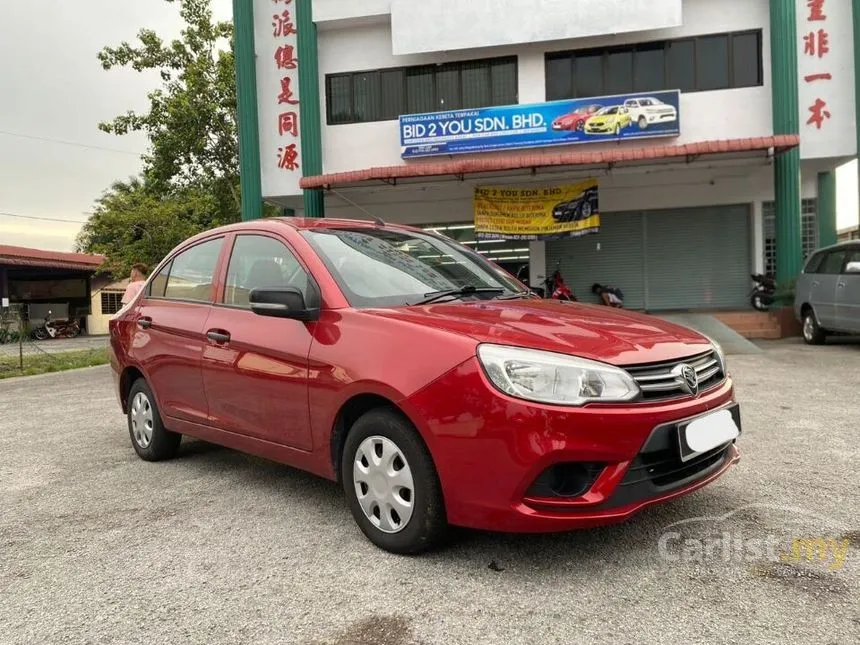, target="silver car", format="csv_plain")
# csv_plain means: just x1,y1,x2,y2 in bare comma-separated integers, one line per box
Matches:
795,241,860,344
